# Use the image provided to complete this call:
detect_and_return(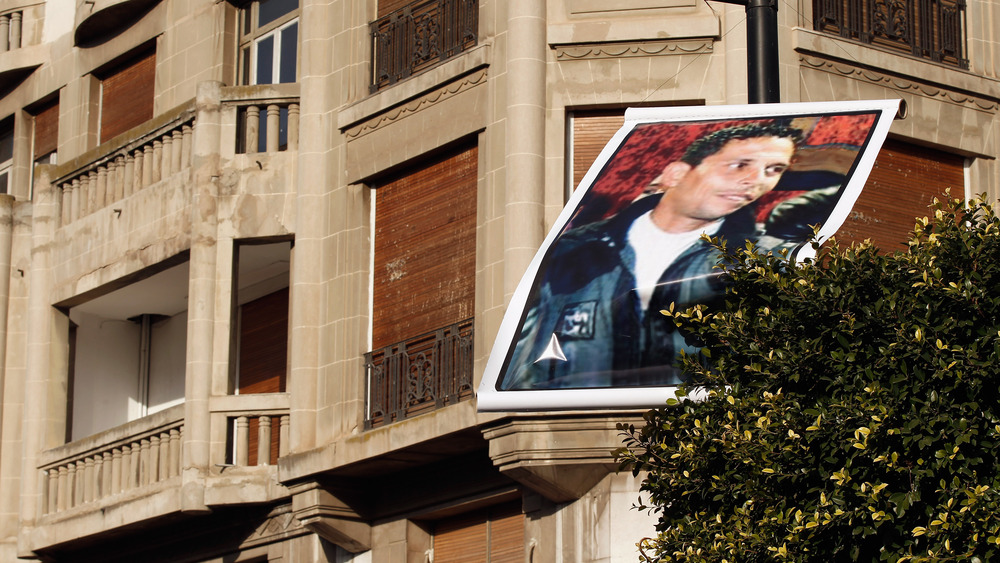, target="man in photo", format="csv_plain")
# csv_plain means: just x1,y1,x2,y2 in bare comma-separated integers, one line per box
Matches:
501,122,804,390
